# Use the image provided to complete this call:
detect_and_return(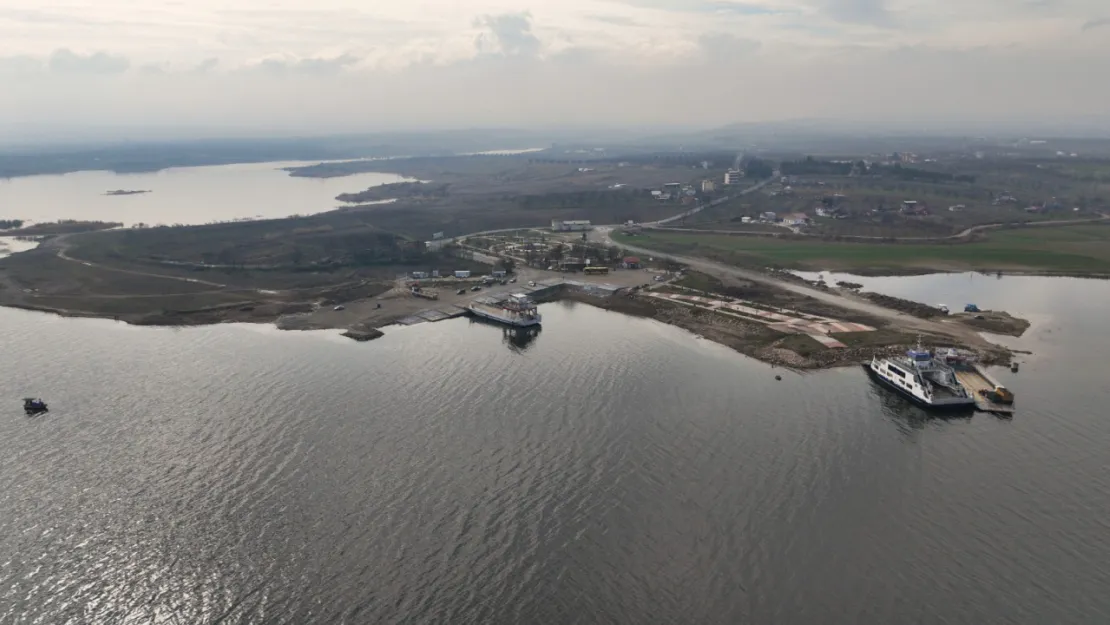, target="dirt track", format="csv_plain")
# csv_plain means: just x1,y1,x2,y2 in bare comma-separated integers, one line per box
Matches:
595,226,996,348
